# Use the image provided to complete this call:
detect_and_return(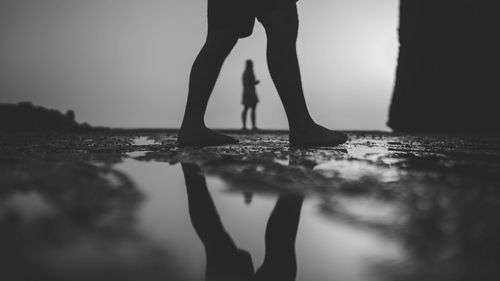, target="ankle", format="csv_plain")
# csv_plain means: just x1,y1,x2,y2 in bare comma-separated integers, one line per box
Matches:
289,119,317,134
180,120,206,131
